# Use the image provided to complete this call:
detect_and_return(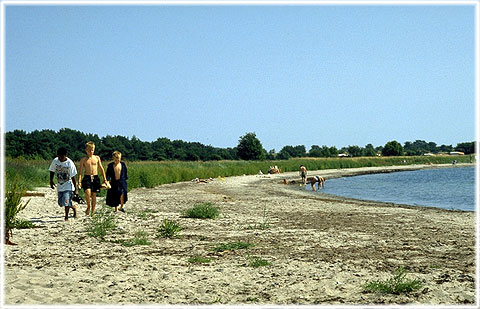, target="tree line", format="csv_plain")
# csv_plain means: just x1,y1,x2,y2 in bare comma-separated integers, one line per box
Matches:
5,128,475,161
